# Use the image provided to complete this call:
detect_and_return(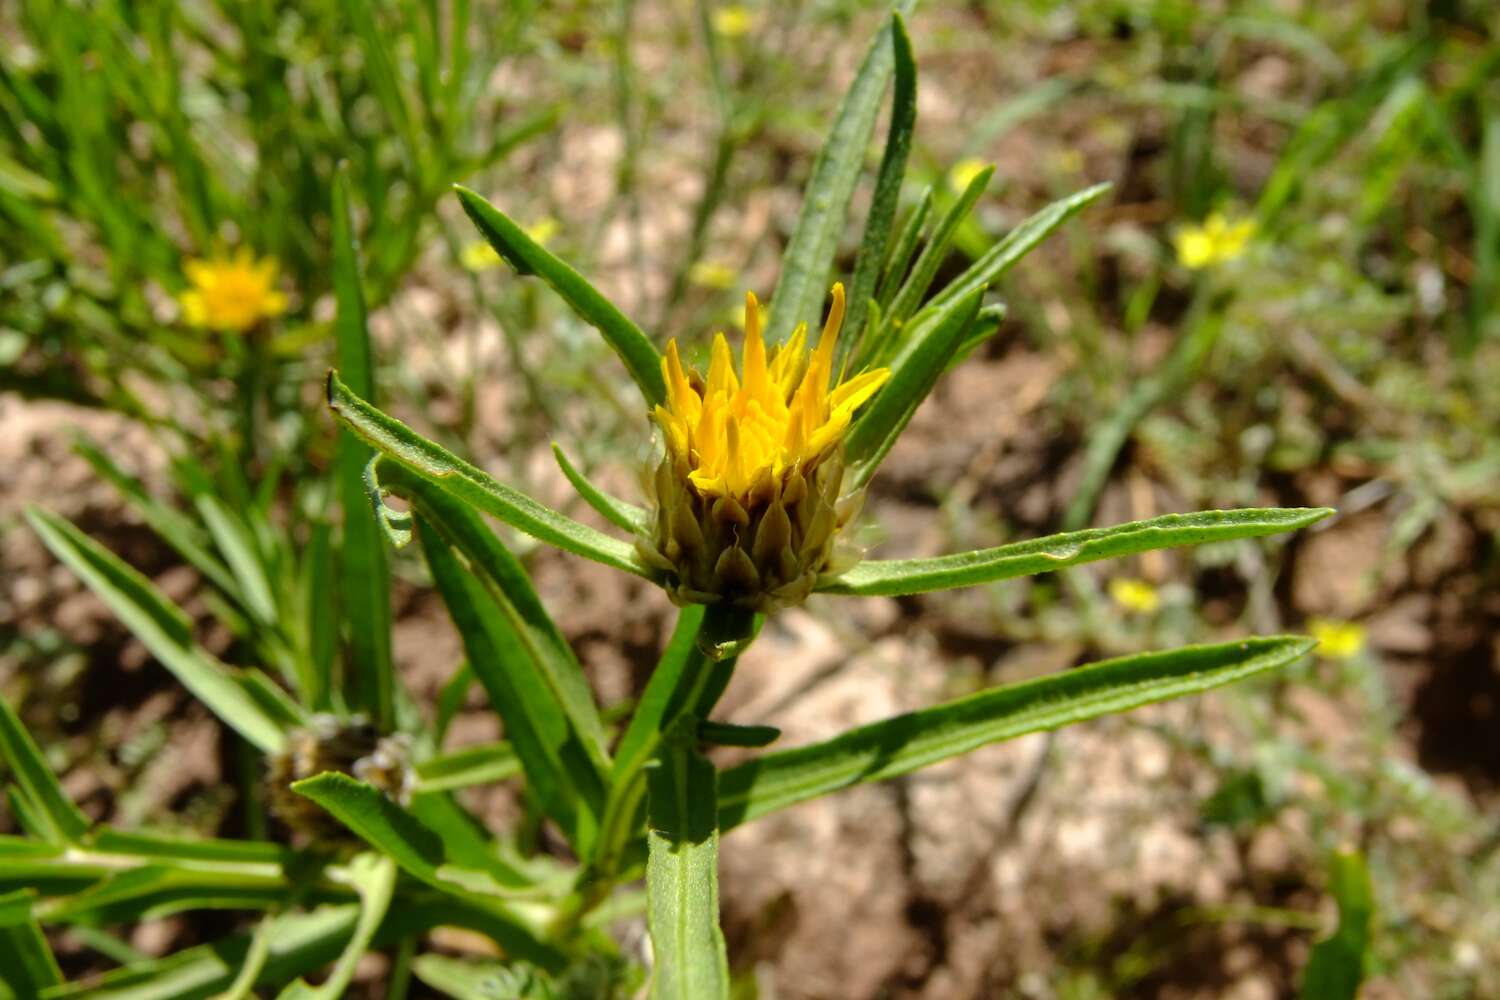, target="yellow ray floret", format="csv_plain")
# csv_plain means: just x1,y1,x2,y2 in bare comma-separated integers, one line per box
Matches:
654,283,889,503
179,247,288,333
